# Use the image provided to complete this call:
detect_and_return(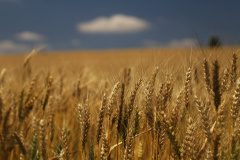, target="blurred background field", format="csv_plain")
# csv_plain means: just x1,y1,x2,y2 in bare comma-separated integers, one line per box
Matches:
1,47,238,92
1,47,239,69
